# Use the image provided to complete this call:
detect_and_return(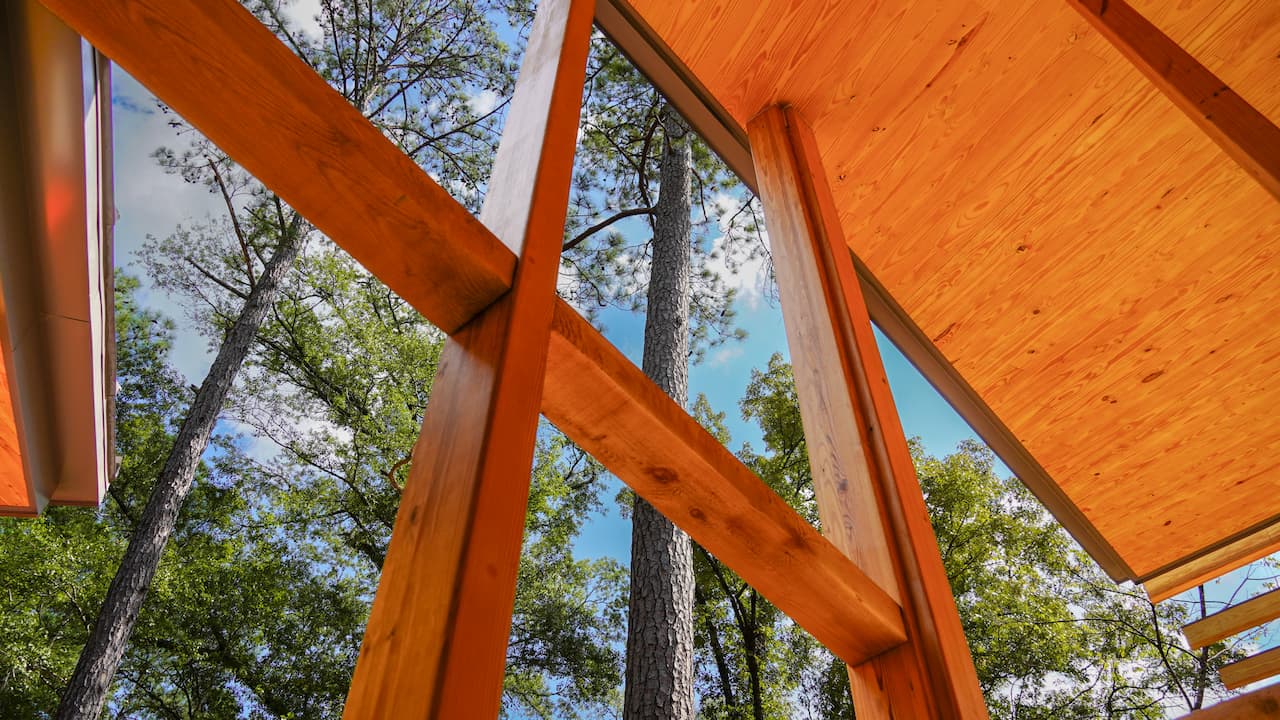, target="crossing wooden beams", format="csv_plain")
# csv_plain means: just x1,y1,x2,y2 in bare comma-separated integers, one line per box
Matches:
1183,587,1280,650
41,0,910,688
1067,0,1280,201
341,0,593,716
748,104,987,718
541,301,907,665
